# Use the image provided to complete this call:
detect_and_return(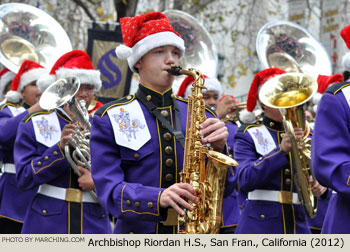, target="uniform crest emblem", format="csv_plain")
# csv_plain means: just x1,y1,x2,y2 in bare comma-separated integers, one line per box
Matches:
35,116,59,141
112,107,146,141
107,100,151,151
247,125,276,156
32,112,61,148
